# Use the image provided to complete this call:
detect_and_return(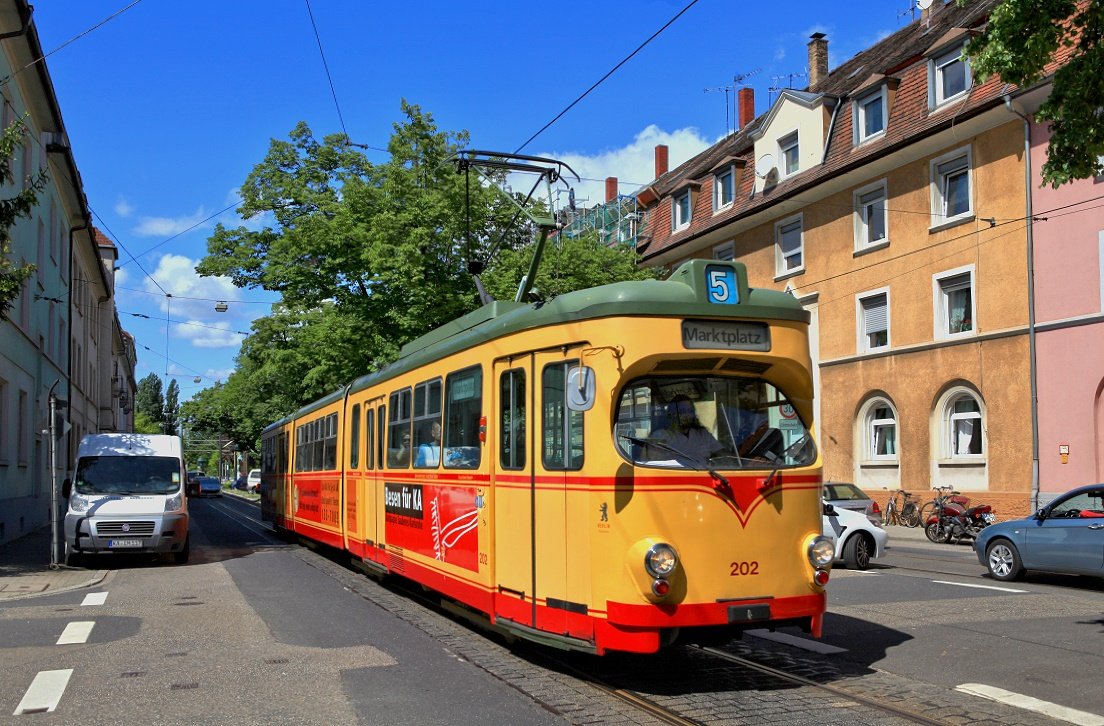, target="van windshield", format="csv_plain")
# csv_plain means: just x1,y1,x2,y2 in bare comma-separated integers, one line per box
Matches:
74,456,182,495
